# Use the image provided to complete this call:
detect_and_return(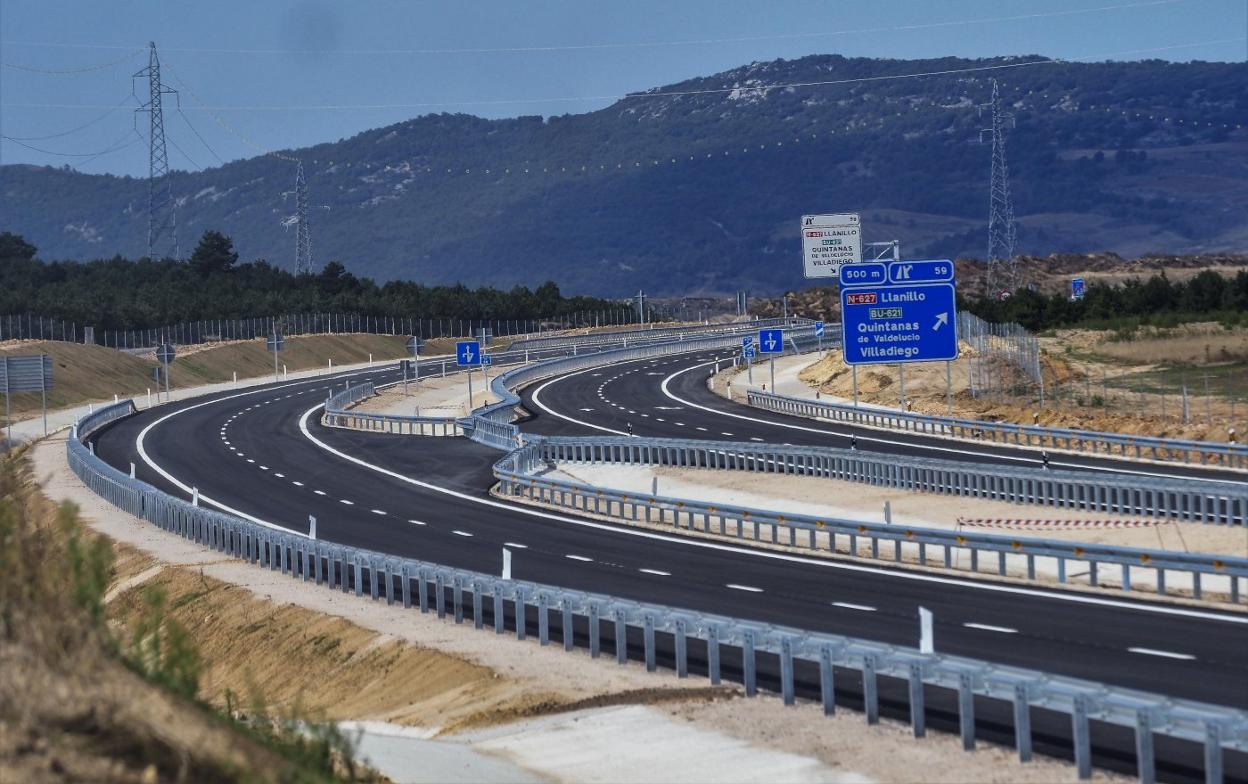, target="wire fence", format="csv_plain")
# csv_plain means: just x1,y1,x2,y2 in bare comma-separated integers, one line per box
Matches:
0,309,651,350
958,311,1041,397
